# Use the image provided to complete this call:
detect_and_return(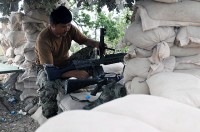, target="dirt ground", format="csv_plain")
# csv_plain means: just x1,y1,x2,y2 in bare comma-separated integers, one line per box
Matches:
0,87,39,132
